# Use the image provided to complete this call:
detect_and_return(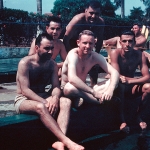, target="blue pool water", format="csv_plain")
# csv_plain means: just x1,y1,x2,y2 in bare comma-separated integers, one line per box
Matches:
0,50,150,73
